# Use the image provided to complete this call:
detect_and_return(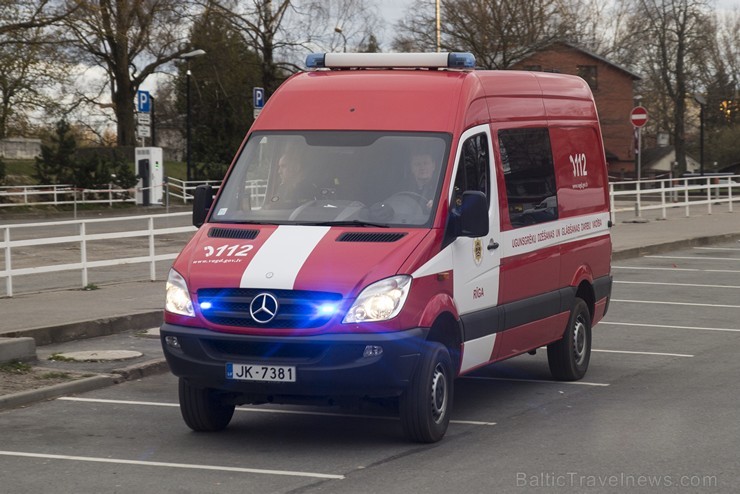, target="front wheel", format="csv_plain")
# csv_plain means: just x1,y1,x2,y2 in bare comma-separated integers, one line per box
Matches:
400,342,453,443
178,378,235,432
547,298,592,381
